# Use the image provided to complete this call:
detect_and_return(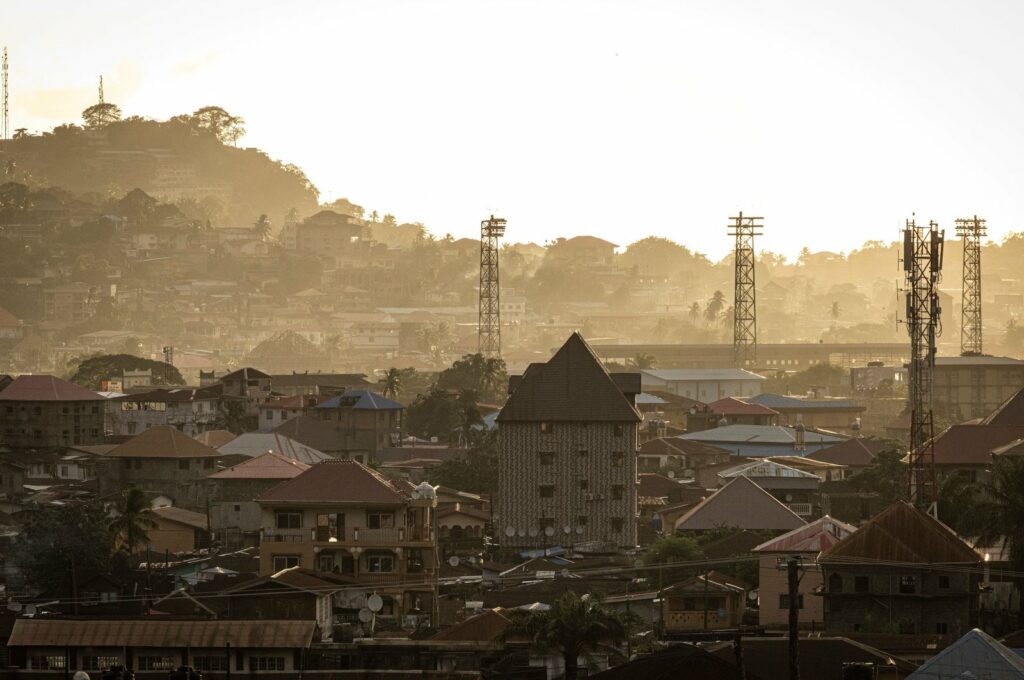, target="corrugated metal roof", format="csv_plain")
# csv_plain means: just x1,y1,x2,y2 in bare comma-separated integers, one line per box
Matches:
257,459,409,505
641,368,765,382
678,425,846,445
909,628,1024,677
218,433,331,464
674,476,805,532
8,619,315,648
982,387,1024,426
0,375,104,402
316,390,403,411
747,393,861,410
753,516,857,553
208,451,310,480
107,426,222,459
153,505,209,530
805,438,886,466
709,397,778,416
718,459,821,480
